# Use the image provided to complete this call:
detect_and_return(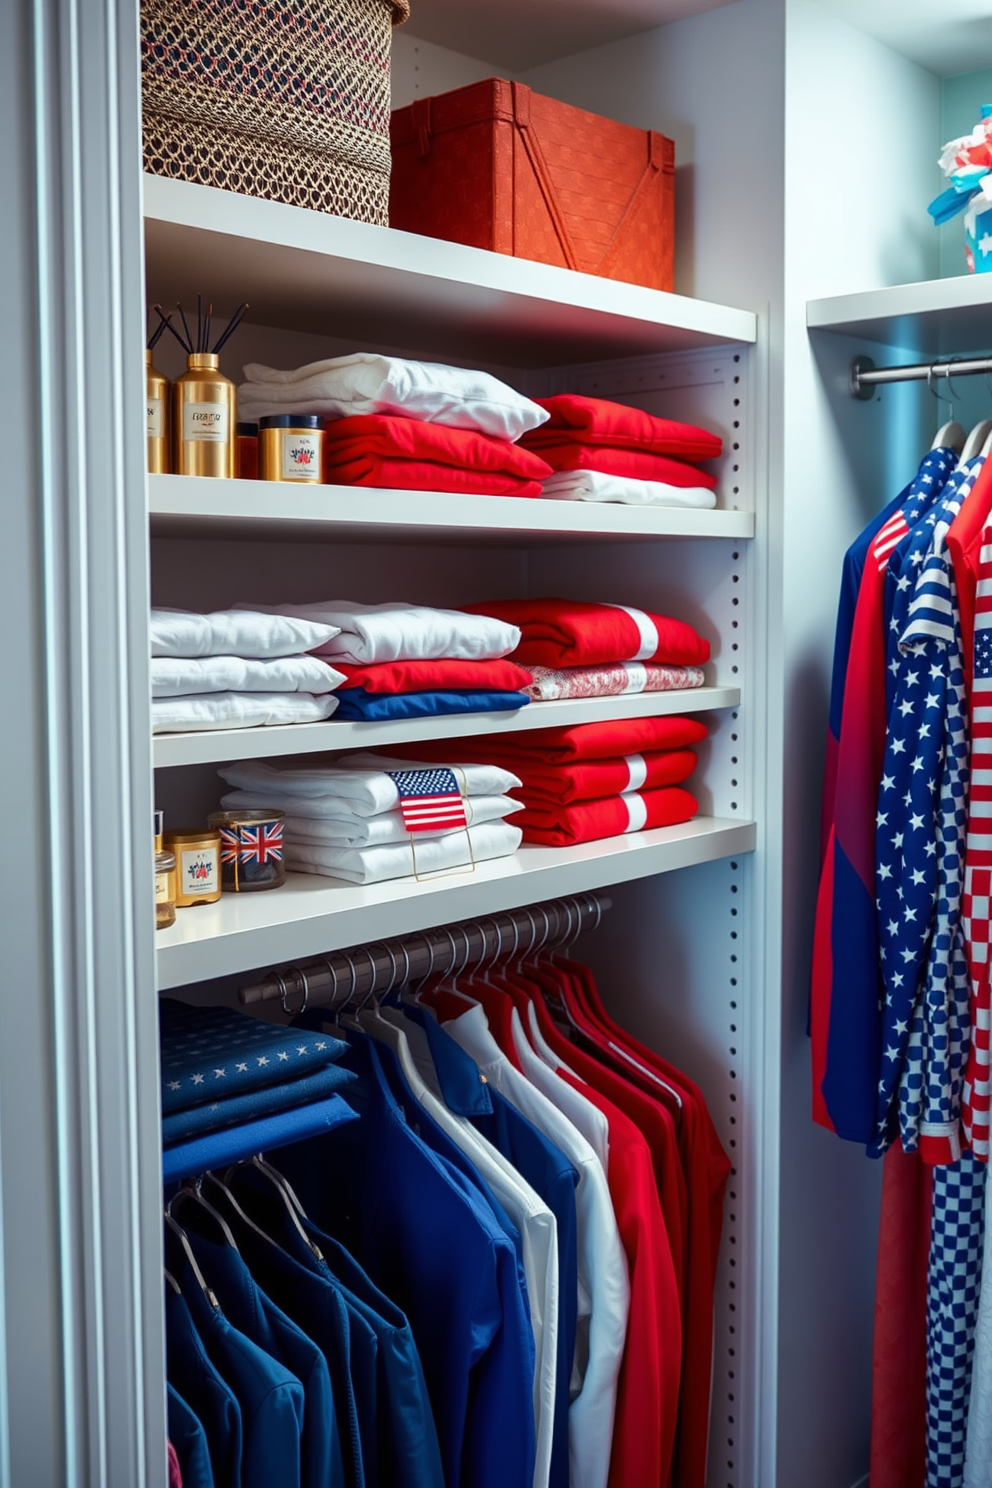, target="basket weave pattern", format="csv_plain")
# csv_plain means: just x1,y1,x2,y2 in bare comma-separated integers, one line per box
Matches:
141,0,403,223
